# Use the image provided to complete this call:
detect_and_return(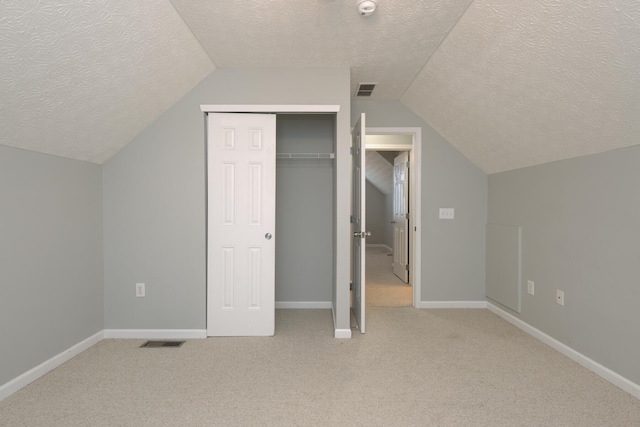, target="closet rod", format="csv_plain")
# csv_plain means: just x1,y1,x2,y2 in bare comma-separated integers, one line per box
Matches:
276,153,335,159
